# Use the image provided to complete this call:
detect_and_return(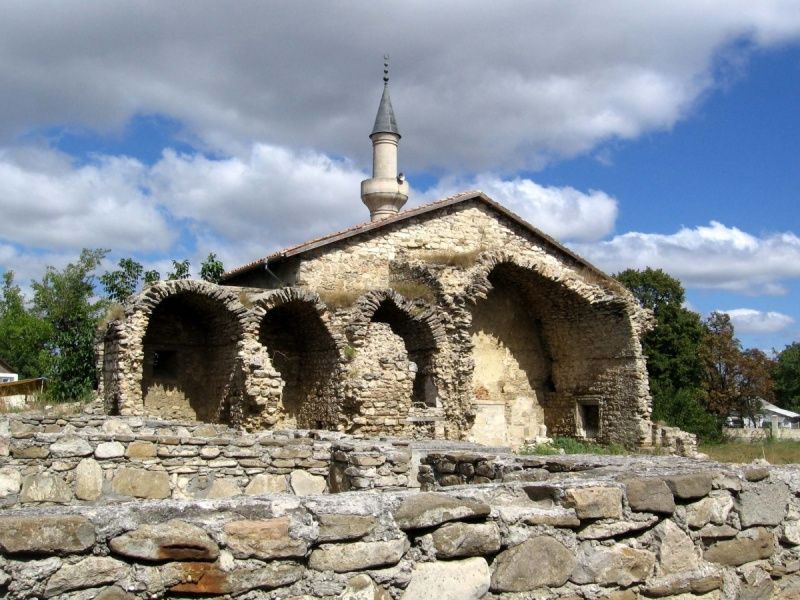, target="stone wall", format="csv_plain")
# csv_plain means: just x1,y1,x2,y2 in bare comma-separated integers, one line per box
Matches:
1,454,799,598
0,414,419,509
